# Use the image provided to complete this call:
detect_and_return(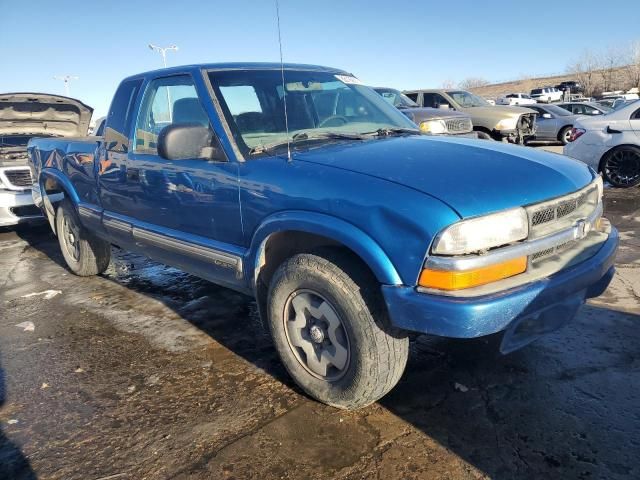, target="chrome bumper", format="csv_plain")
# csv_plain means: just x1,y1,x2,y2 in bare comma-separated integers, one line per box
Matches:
0,188,43,226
